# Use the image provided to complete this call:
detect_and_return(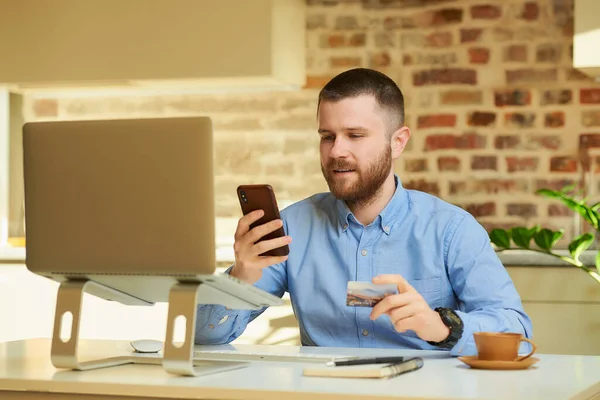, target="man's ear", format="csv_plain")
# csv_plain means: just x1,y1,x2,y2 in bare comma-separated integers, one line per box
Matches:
391,126,411,159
